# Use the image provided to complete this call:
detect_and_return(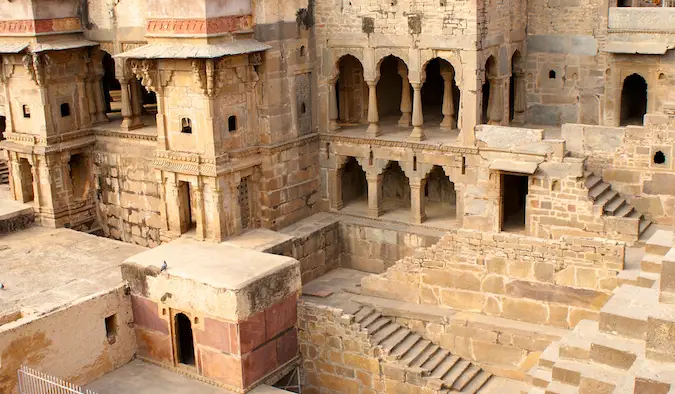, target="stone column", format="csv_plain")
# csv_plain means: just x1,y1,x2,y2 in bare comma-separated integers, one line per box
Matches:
193,182,206,241
329,169,343,210
410,178,426,224
92,77,109,124
398,66,412,127
329,80,340,131
440,69,456,129
366,80,381,137
409,83,425,141
366,173,382,218
488,77,503,124
120,80,134,130
165,179,182,235
85,78,97,124
131,80,144,126
512,71,526,124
